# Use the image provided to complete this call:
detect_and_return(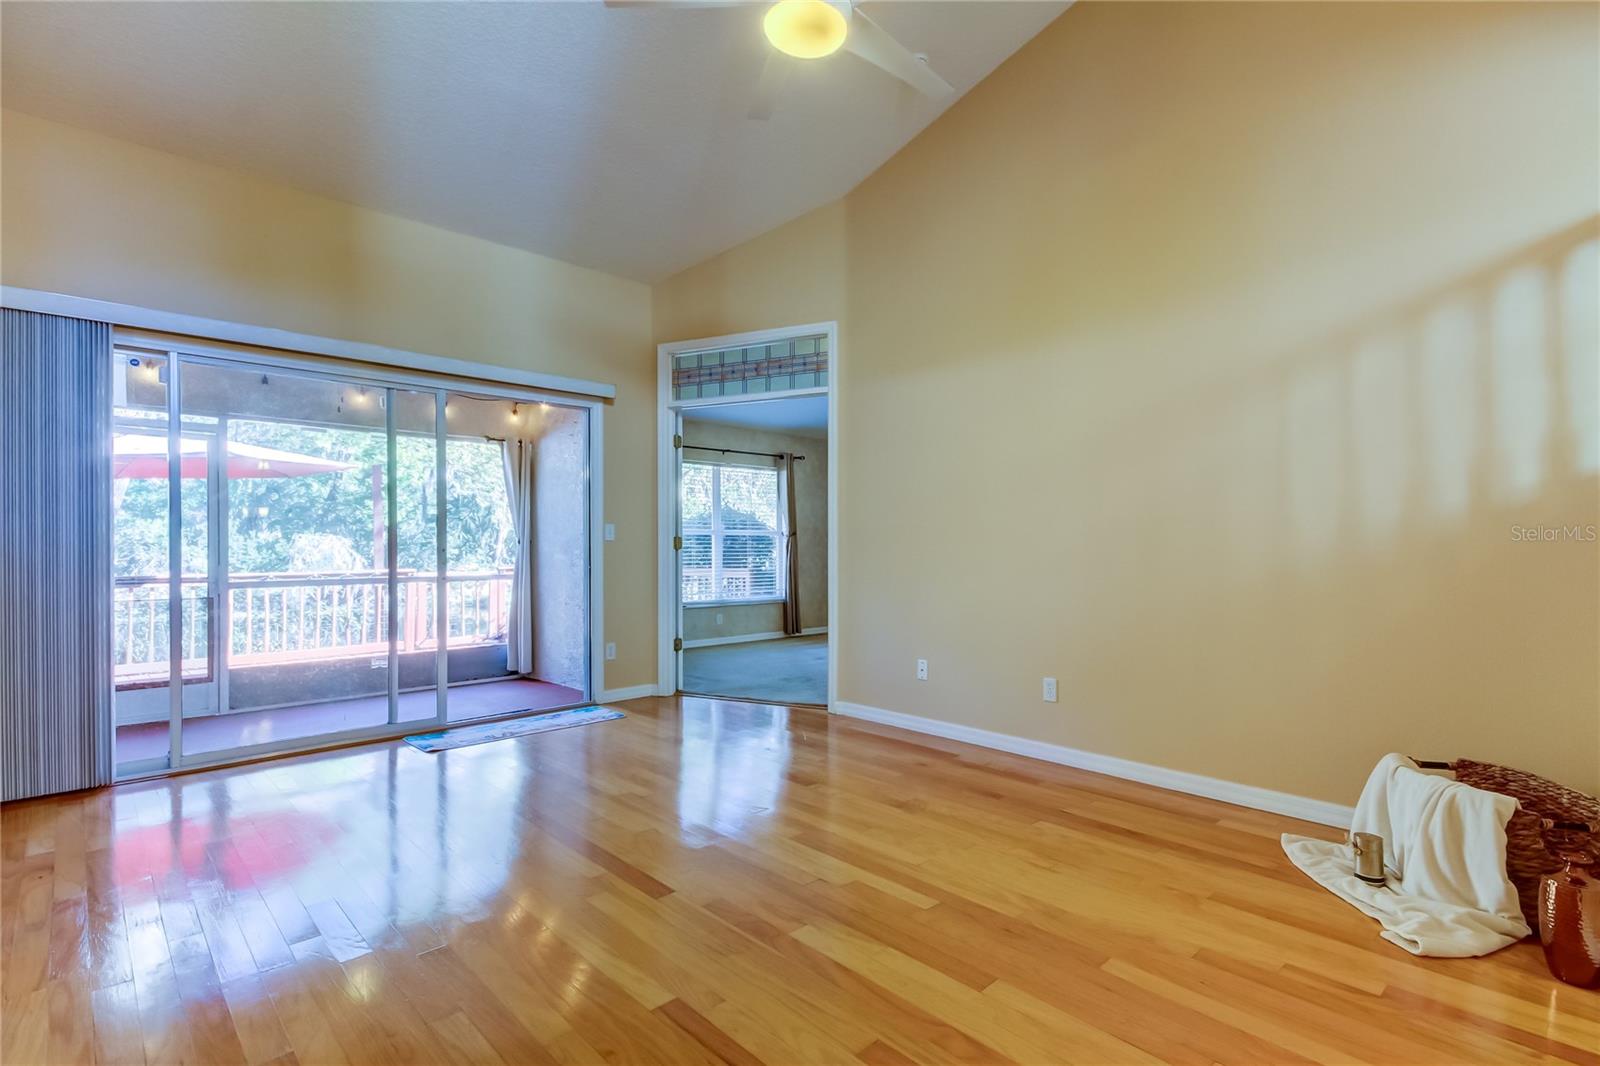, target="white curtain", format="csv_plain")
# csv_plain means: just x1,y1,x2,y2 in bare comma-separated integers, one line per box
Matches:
502,439,535,674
